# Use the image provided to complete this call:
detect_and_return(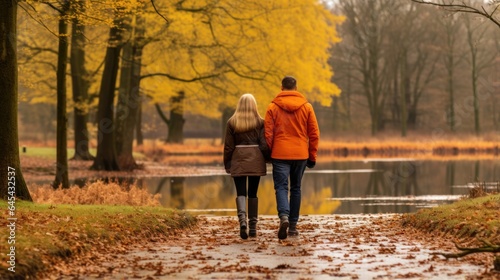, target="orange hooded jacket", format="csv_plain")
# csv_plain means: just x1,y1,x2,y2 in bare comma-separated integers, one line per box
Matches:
264,91,319,161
